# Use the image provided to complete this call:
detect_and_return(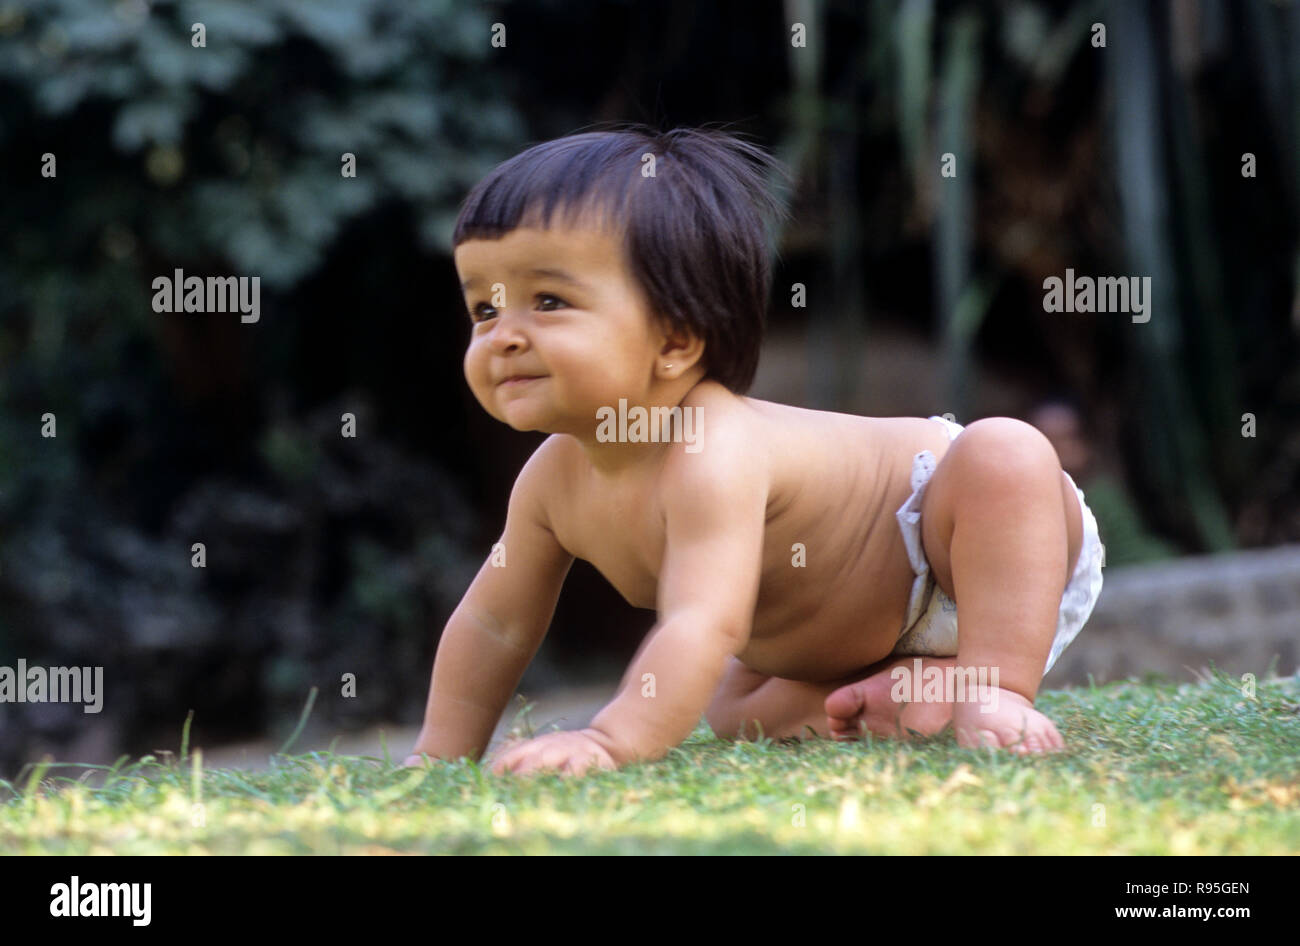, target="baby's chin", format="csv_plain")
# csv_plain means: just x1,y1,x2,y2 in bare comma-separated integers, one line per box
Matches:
497,407,600,440
489,400,563,434
478,387,602,436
